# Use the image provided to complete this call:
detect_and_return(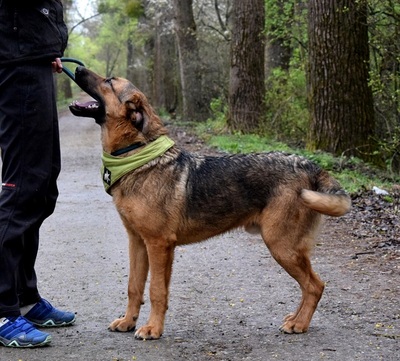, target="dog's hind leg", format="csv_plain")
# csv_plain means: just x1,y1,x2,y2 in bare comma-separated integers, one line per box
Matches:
134,238,175,340
109,231,149,332
260,201,325,334
274,246,325,334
